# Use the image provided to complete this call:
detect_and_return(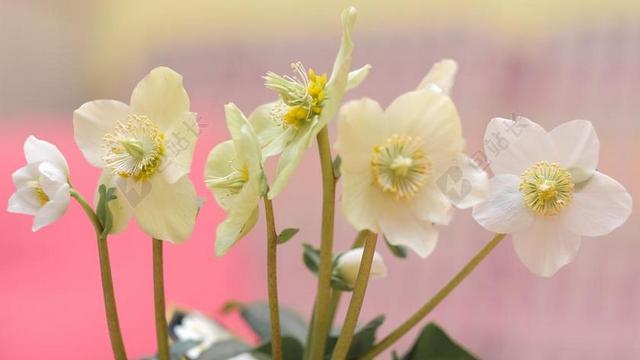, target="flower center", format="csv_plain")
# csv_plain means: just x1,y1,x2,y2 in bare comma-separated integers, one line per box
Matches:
520,161,574,216
205,164,249,193
27,179,49,205
102,114,165,180
371,134,431,199
264,62,327,128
